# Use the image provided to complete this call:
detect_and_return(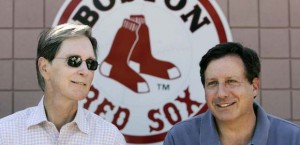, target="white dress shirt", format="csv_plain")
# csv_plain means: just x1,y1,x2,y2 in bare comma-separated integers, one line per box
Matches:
0,97,127,145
